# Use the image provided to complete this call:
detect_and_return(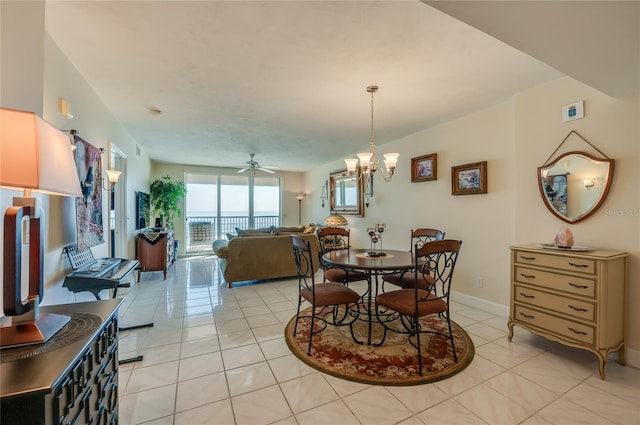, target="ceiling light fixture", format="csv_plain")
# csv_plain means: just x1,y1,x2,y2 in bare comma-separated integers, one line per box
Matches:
344,85,399,196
